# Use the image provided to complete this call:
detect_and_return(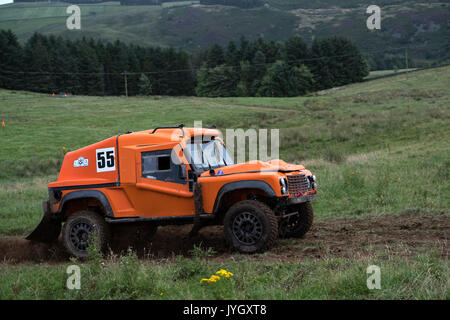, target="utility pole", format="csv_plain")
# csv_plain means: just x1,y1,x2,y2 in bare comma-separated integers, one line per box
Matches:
122,71,128,97
405,48,408,70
